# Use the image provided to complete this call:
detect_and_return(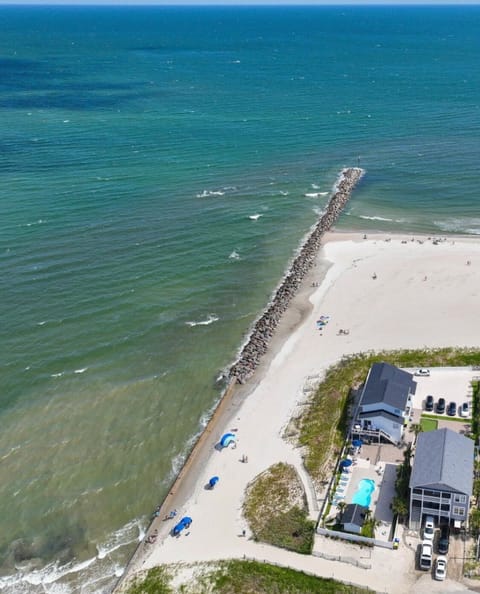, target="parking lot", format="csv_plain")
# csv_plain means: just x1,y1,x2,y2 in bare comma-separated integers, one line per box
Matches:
406,367,477,421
